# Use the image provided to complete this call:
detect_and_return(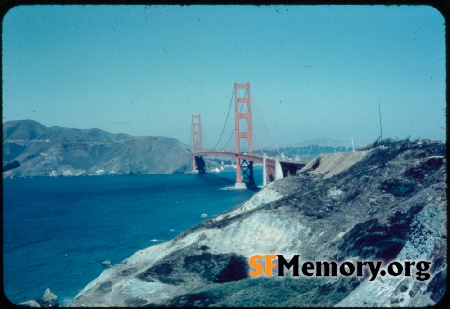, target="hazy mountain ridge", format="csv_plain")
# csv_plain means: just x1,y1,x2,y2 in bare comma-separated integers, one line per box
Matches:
2,120,192,177
265,138,360,161
290,137,359,148
3,120,135,143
